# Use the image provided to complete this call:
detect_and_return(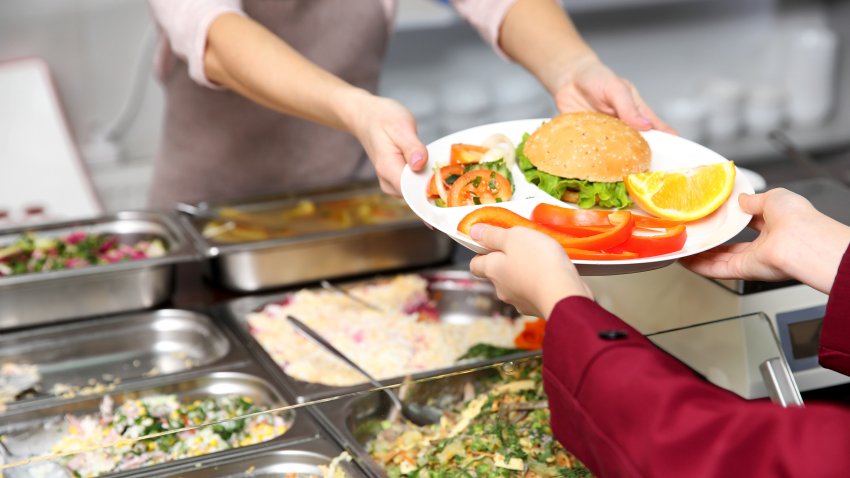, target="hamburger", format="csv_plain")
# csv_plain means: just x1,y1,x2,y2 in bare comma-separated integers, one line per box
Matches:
519,111,651,208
